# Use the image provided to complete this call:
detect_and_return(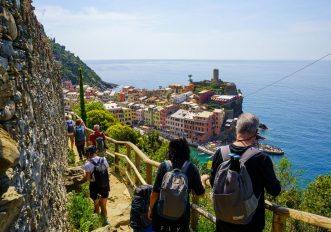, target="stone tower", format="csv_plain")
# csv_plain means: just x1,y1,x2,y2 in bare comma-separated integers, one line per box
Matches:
0,0,68,231
212,68,220,83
